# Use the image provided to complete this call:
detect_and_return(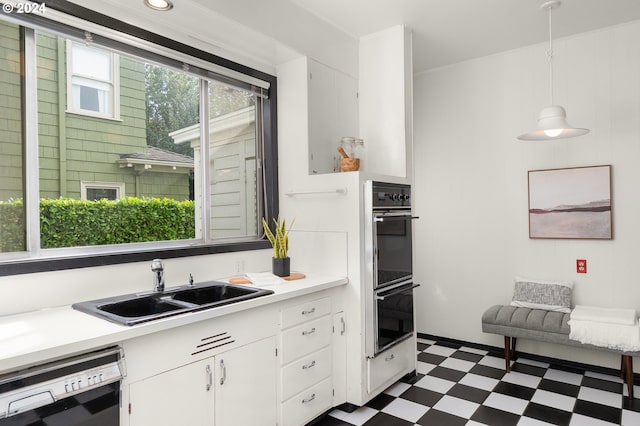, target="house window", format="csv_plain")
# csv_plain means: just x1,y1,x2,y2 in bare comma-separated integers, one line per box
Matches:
0,10,277,273
66,41,120,118
81,182,125,200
